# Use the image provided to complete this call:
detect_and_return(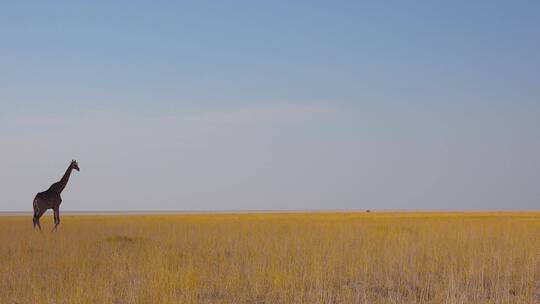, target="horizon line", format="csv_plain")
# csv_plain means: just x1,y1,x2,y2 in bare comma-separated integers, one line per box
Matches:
1,209,539,216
